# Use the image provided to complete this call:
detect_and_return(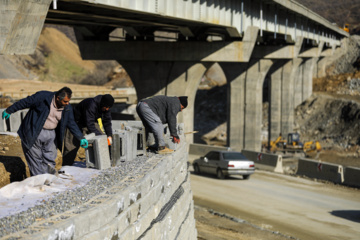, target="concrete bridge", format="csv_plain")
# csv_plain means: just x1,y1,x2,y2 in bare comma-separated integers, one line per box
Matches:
1,0,349,151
